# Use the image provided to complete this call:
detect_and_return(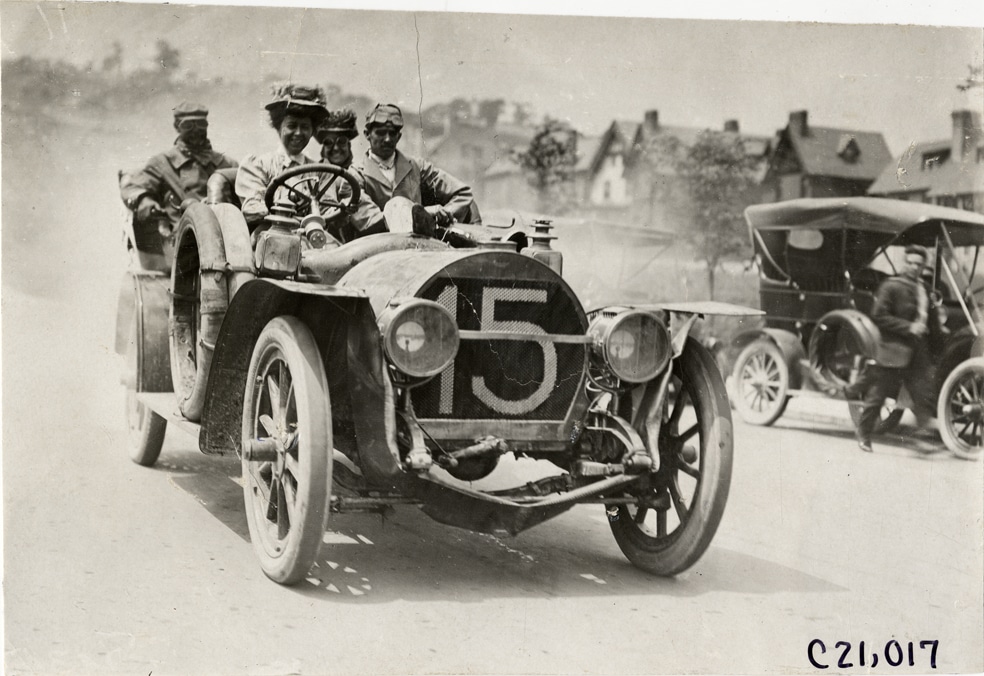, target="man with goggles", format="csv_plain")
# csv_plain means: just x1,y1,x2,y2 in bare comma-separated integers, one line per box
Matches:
120,102,237,232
